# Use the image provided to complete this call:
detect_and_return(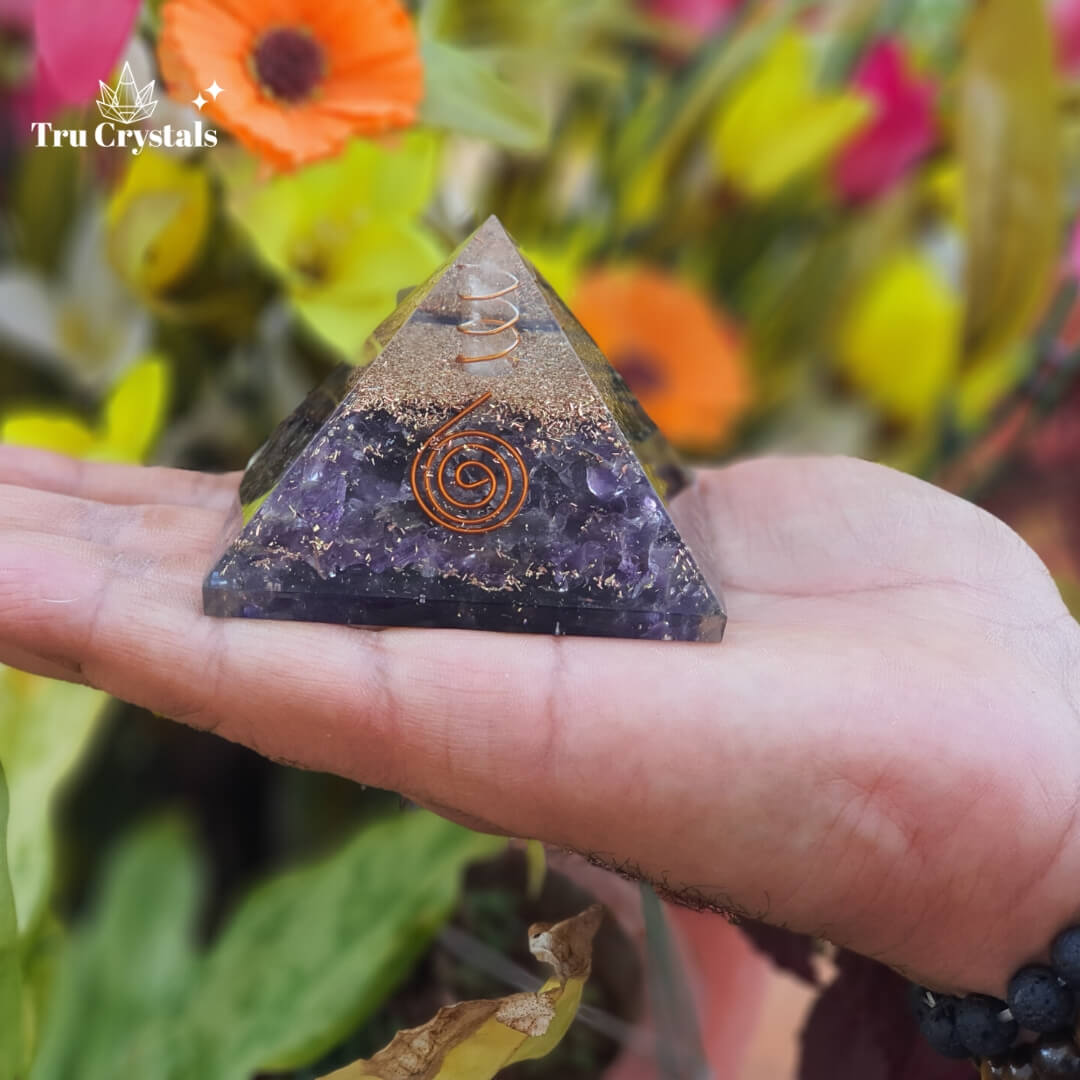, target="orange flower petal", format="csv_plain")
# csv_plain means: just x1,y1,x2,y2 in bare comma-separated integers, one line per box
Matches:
573,268,752,450
157,0,422,169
